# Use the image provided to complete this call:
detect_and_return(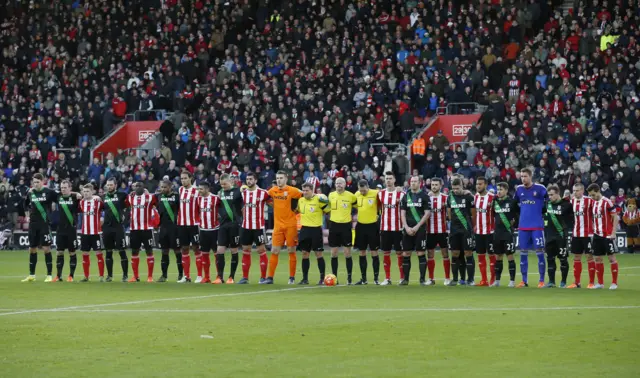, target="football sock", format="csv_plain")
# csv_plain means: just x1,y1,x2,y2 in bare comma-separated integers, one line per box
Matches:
241,252,251,279
288,252,297,278
458,255,466,281
146,253,155,278
397,254,404,280
259,251,268,279
489,254,497,283
452,256,459,281
495,259,504,281
559,257,569,283
466,255,475,282
105,250,114,277
478,254,487,282
383,253,391,280
588,260,596,284
96,252,105,277
44,253,52,276
56,254,64,278
420,256,428,281
161,253,169,277
82,253,90,278
267,253,279,278
119,250,129,277
372,255,380,281
345,256,353,281
443,257,451,279
302,258,310,281
573,260,582,284
359,255,368,281
230,253,239,278
215,253,225,279
317,256,326,280
182,253,191,278
174,251,183,278
29,252,37,275
331,256,338,276
508,260,516,281
427,257,435,280
69,254,77,277
536,251,546,282
201,253,211,280
547,256,556,284
402,255,411,282
611,262,619,285
520,251,529,283
195,251,203,277
596,262,604,285
131,254,140,279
